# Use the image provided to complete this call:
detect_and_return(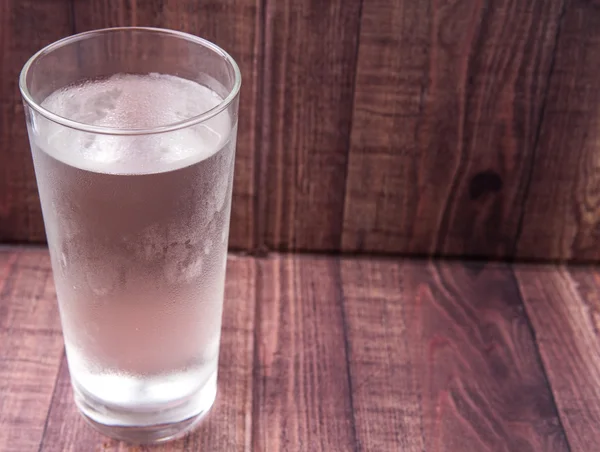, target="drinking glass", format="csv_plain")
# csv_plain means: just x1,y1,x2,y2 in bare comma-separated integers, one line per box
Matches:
19,27,241,443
